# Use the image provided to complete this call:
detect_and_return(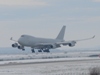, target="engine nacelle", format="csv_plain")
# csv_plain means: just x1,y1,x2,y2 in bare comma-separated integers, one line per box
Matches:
68,41,76,47
69,43,75,47
12,43,18,48
18,45,23,49
49,44,58,49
